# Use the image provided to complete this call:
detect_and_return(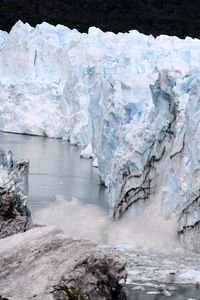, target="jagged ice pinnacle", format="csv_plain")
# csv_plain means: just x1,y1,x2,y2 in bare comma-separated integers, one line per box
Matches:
0,21,200,251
